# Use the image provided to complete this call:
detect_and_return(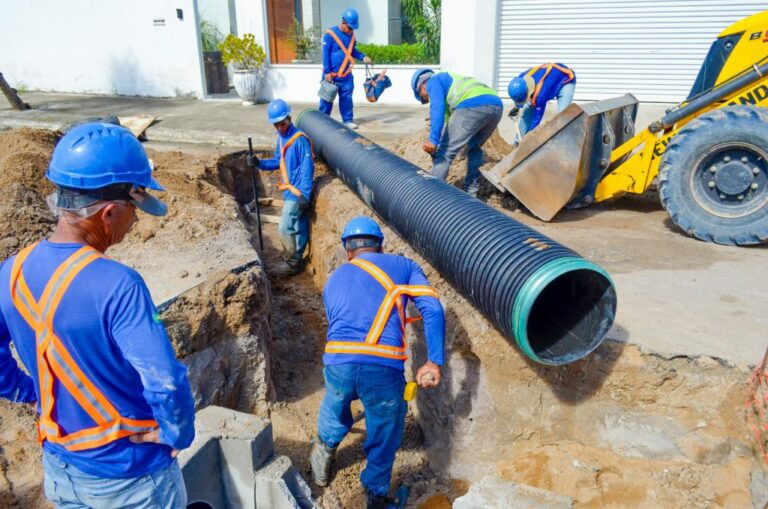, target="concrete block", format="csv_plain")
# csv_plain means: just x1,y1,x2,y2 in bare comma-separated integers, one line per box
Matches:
453,476,573,509
179,406,277,509
255,455,318,509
